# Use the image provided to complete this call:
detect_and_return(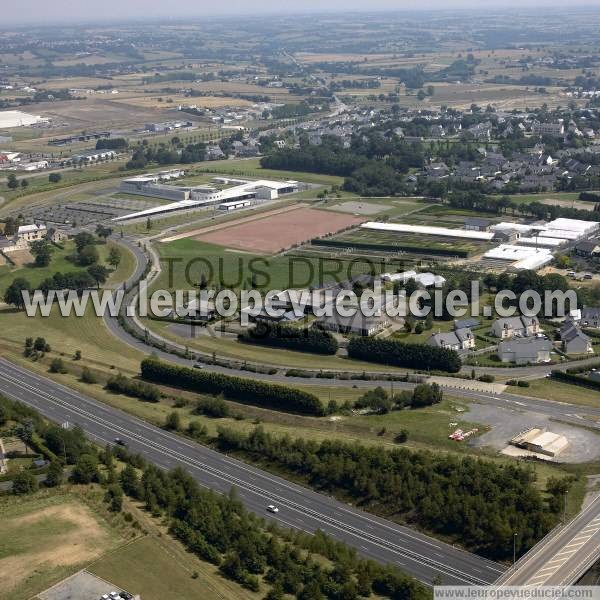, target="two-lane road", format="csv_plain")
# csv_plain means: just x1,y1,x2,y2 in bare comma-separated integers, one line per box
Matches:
0,356,505,586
